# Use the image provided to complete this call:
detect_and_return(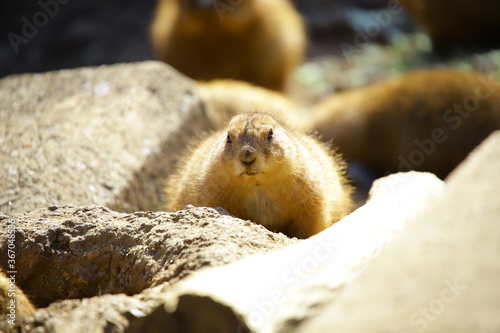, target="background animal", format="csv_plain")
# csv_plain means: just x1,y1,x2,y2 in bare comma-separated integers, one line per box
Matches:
307,69,500,179
197,79,298,129
400,0,500,49
150,0,306,91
